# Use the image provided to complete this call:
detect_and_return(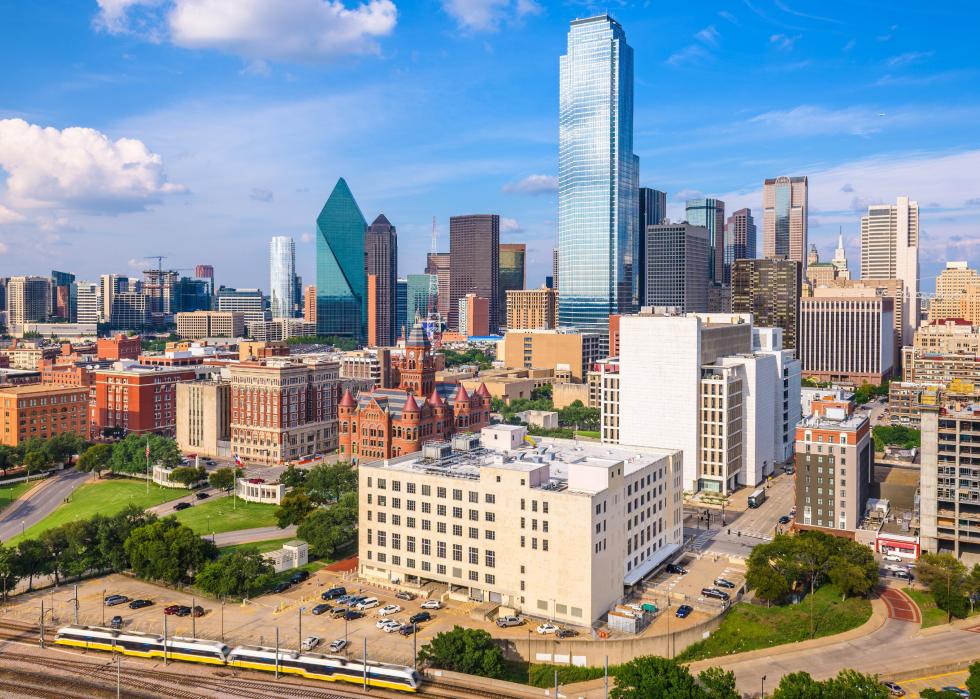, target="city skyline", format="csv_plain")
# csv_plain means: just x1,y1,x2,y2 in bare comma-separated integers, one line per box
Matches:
0,3,978,292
